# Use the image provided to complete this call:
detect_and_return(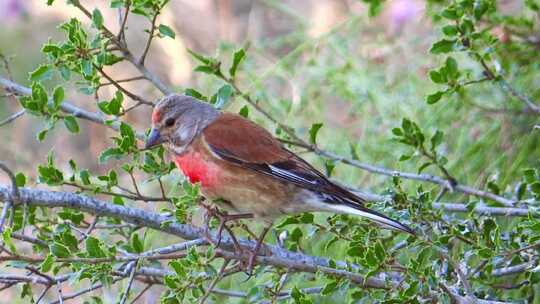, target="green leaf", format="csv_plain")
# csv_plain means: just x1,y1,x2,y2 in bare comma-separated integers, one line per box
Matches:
31,82,48,109
399,154,412,161
80,170,91,185
40,255,54,272
92,8,104,28
52,86,64,110
50,242,70,258
37,129,48,142
430,130,444,150
131,233,144,253
445,57,459,79
63,116,80,133
325,159,335,177
391,128,403,136
363,0,384,17
473,0,489,20
426,91,444,104
108,91,124,115
239,105,249,118
158,24,175,39
531,182,540,194
111,0,124,8
229,48,246,78
418,162,433,173
516,182,527,200
47,0,55,5
184,88,206,100
299,213,314,224
29,64,52,82
442,25,458,36
215,85,233,109
523,169,537,183
15,172,26,187
86,236,106,258
99,148,124,163
349,142,360,160
429,70,445,84
309,123,323,145
430,39,456,54
3,227,16,253
187,49,212,65
321,280,338,295
441,7,460,20
81,59,93,77
276,216,299,228
194,65,217,75
487,181,500,195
